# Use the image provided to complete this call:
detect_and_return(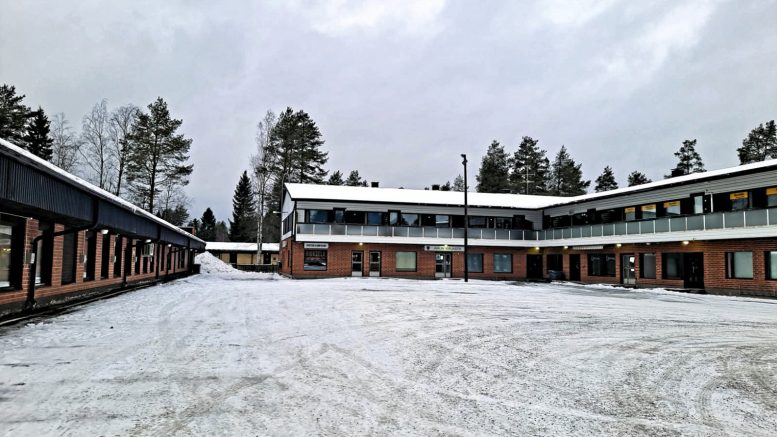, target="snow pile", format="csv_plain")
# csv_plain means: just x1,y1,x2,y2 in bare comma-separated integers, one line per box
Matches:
195,251,240,274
